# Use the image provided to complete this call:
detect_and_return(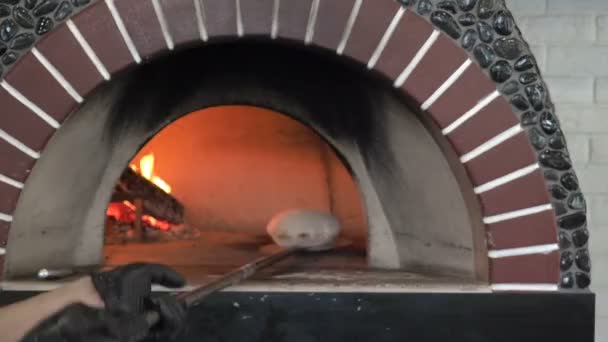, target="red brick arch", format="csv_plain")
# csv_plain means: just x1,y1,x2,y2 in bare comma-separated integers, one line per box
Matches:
0,0,564,291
